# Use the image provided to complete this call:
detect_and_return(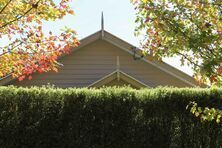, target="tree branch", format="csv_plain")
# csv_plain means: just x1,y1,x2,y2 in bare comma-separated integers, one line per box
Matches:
0,41,23,56
0,0,41,29
0,0,13,14
0,8,33,29
175,51,201,68
163,17,217,58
